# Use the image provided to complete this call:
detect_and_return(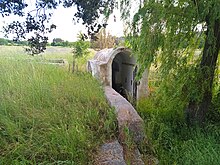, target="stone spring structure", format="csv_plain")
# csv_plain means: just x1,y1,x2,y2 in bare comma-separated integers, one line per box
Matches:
87,47,149,101
88,47,156,164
